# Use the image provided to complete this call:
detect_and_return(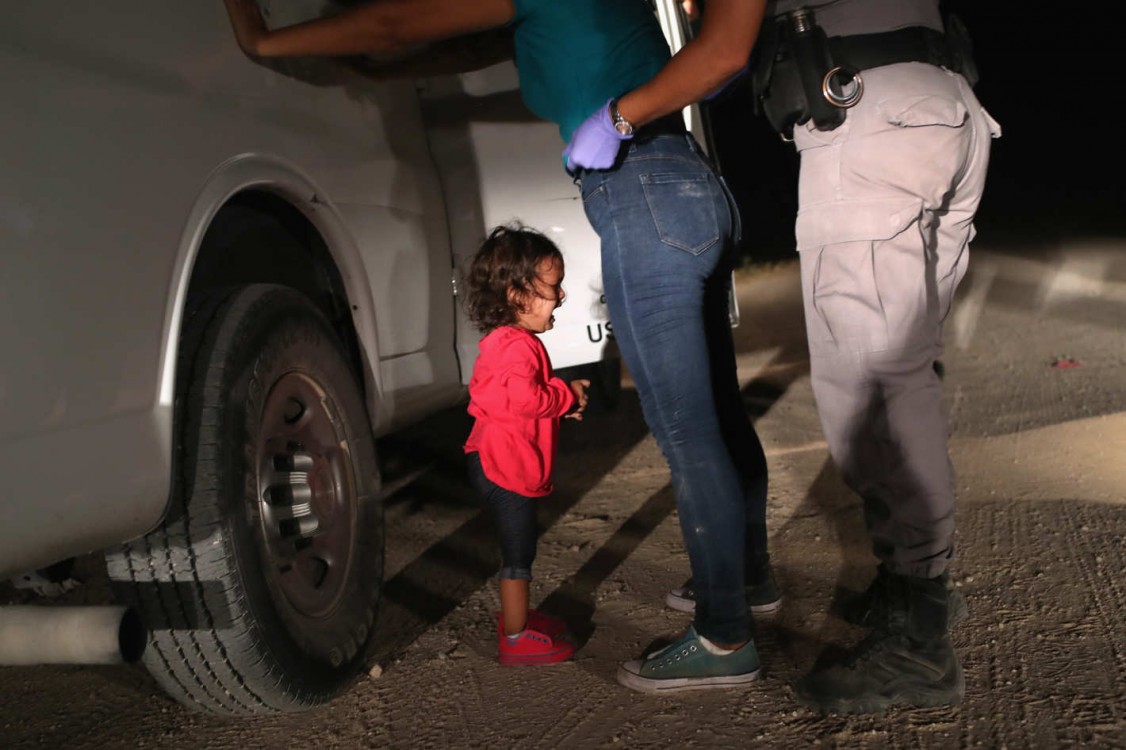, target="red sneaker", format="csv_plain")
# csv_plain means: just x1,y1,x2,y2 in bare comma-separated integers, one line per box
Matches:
497,628,575,666
494,609,567,639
